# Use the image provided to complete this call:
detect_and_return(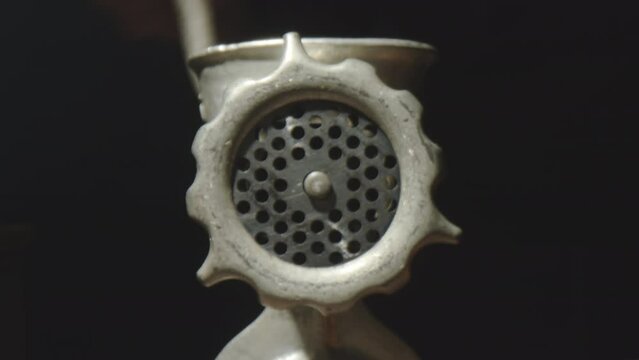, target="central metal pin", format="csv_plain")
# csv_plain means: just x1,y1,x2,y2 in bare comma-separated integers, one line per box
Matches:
303,171,332,199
